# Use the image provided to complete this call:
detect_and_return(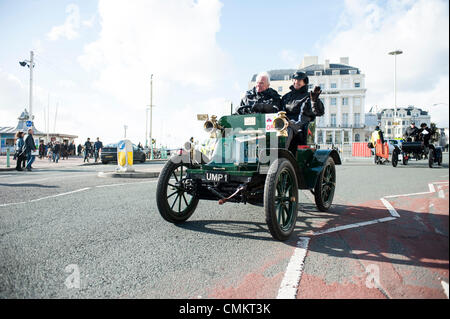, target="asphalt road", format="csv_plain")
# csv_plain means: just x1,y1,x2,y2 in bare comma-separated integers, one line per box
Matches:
0,156,448,298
